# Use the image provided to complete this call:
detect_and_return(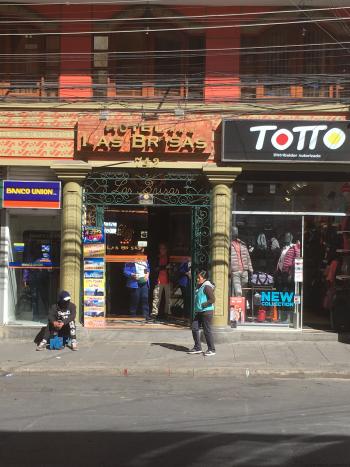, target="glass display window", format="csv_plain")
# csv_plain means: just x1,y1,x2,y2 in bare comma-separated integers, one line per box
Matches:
230,214,302,328
7,213,61,324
